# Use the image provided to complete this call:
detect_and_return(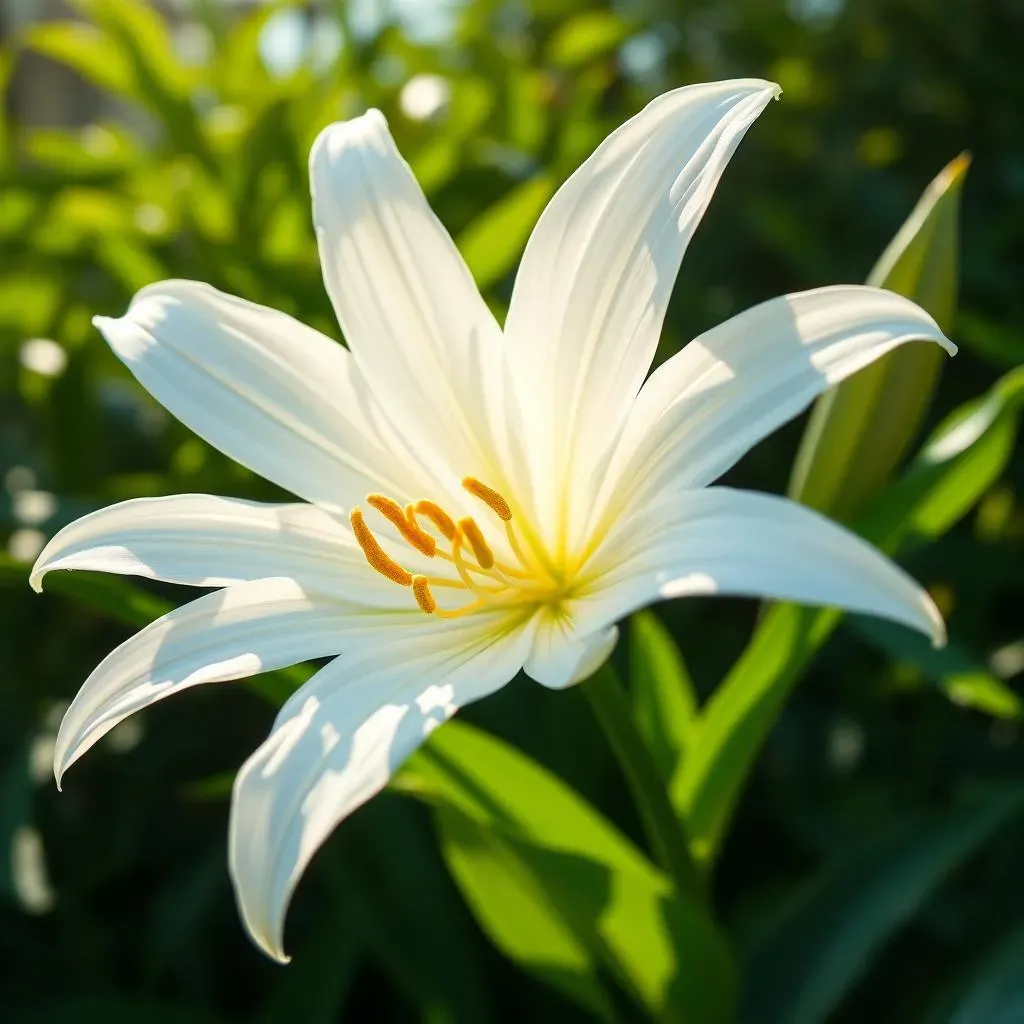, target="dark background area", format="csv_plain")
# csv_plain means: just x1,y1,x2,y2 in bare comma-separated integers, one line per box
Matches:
1,0,1022,1020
